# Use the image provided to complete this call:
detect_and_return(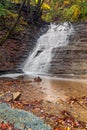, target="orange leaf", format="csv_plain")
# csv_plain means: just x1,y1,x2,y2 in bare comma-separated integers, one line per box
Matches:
1,123,8,129
28,128,32,130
